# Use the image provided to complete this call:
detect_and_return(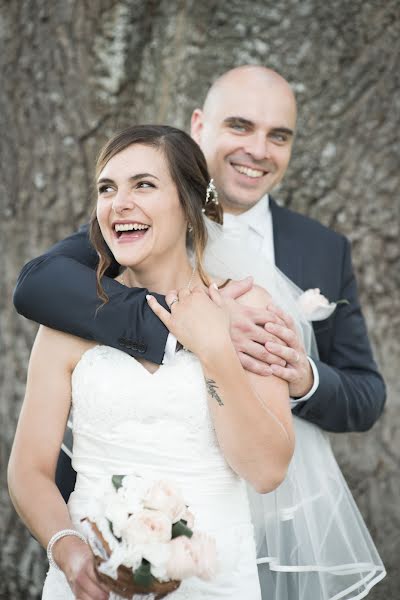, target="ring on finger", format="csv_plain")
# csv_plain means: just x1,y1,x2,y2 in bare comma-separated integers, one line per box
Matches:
170,298,179,308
